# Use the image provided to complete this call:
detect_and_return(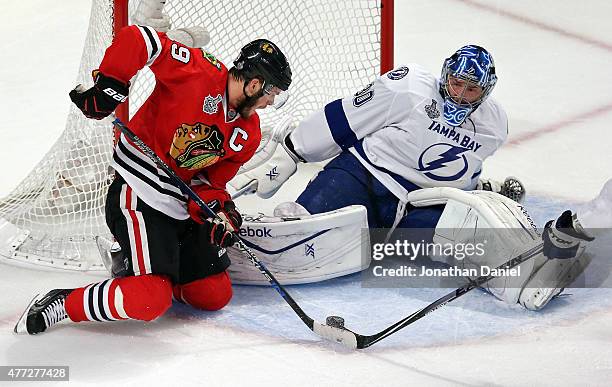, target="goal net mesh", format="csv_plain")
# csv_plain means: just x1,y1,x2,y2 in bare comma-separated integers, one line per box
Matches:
0,0,385,270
